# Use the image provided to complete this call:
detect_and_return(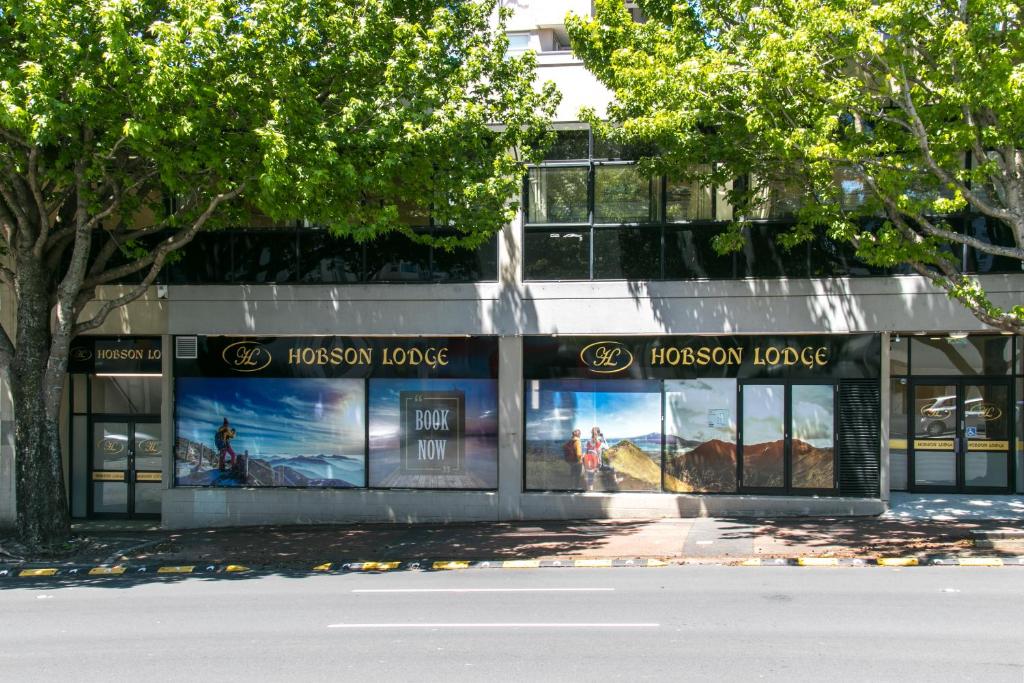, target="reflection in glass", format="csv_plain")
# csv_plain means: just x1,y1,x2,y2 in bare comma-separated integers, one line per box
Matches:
523,230,589,280
92,482,127,514
134,482,162,515
93,422,130,470
299,230,363,283
965,452,1008,487
545,130,590,160
965,216,1023,274
665,170,713,221
527,167,589,223
910,336,1012,376
231,230,297,283
889,379,909,491
133,424,163,471
524,379,663,492
964,384,1009,443
791,385,835,489
742,385,785,488
594,166,662,223
915,451,956,486
593,227,661,279
664,227,735,280
664,379,737,492
742,224,809,278
913,384,957,487
91,376,162,415
1017,379,1023,493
